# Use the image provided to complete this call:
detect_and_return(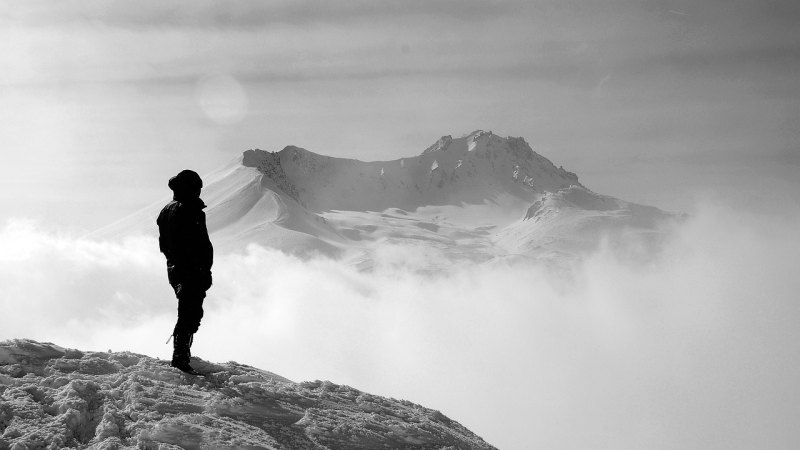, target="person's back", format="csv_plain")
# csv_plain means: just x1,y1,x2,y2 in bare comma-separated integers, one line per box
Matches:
158,198,213,270
157,169,213,373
